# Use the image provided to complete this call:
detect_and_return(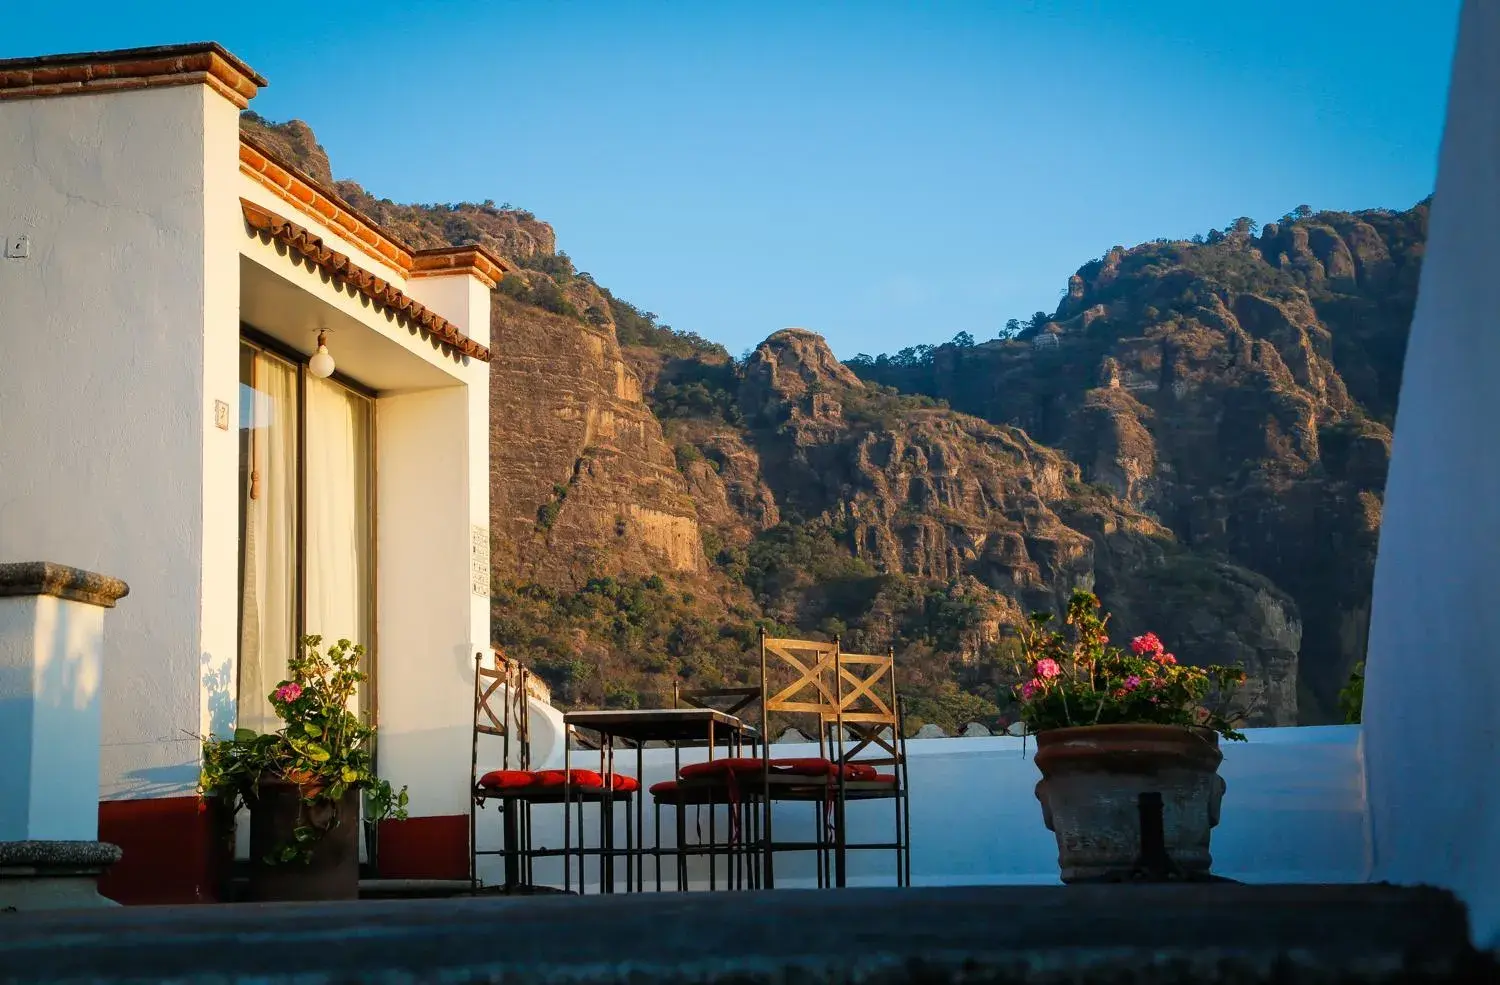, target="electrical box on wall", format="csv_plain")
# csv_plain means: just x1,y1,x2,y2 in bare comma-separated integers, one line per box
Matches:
5,235,30,259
